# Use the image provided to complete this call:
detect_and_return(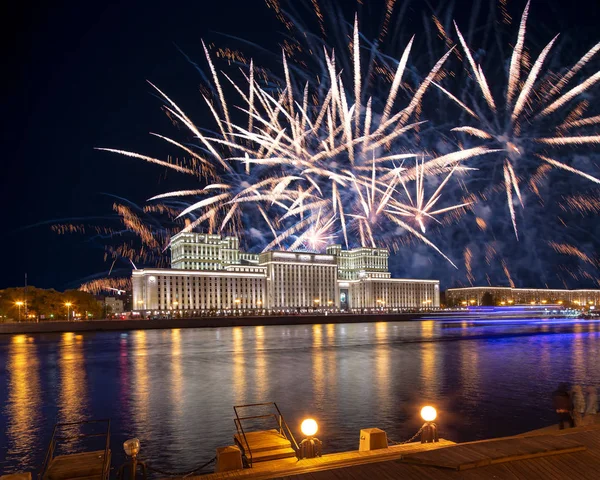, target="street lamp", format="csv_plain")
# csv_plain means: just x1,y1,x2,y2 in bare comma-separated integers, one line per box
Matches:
314,298,320,311
15,301,24,321
420,406,439,443
64,302,72,321
299,419,322,459
118,438,147,480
